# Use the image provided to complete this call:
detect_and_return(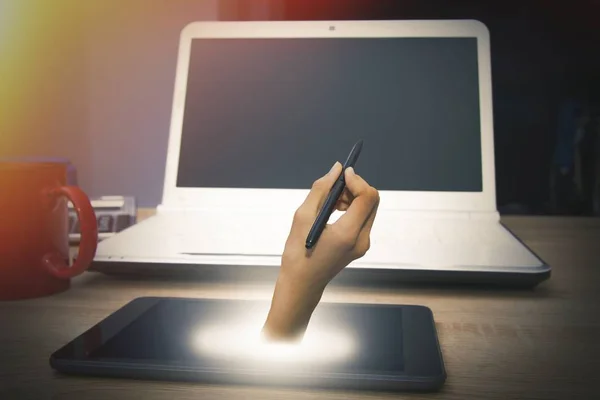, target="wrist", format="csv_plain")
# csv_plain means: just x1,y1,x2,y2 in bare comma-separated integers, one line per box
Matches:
263,269,326,341
277,264,328,299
